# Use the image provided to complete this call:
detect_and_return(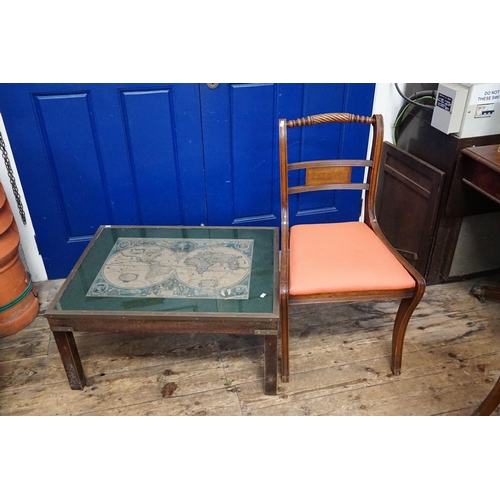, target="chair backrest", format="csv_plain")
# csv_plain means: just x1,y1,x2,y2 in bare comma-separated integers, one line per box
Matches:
279,112,384,231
